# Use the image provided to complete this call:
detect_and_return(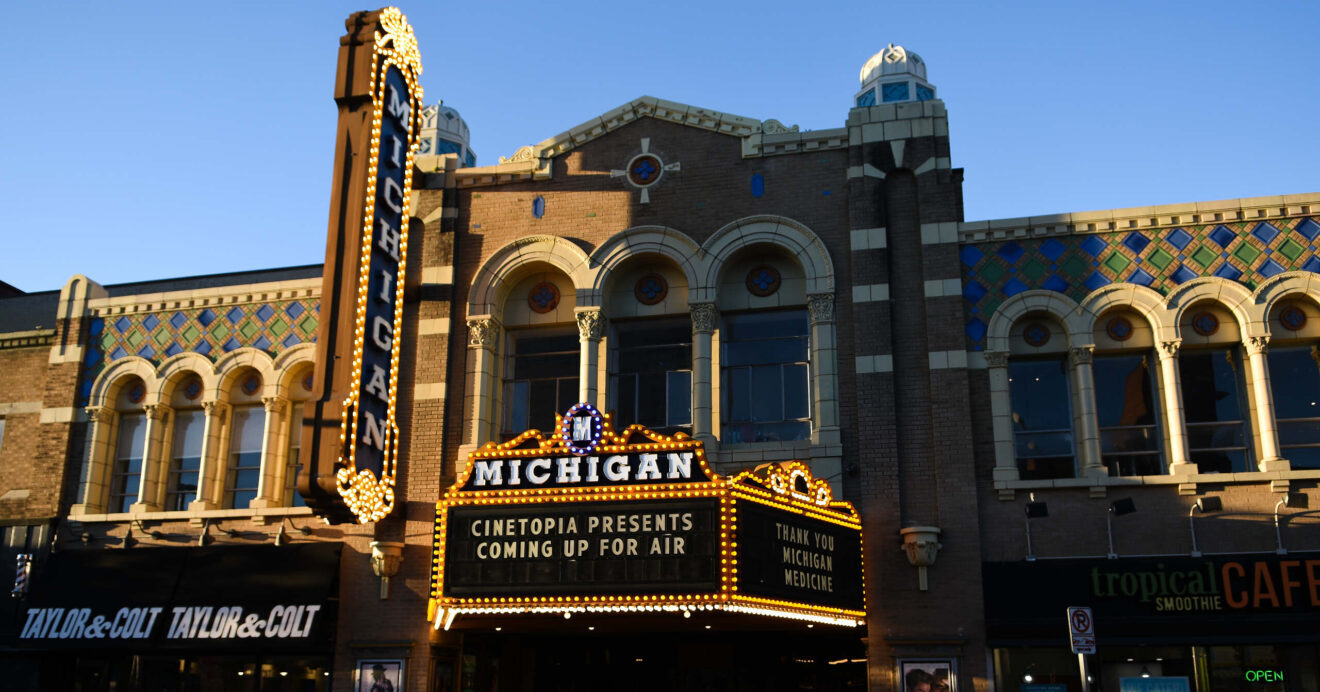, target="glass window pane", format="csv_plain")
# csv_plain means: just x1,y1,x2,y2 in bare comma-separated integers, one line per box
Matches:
667,371,691,426
515,352,577,378
749,365,783,422
506,381,529,433
1180,349,1245,423
556,378,579,415
1279,419,1320,447
1269,346,1320,420
726,368,749,423
724,312,808,341
1190,449,1247,474
618,322,691,349
1099,427,1159,454
616,374,637,427
637,372,666,427
516,334,579,355
1186,422,1246,450
1009,359,1072,432
1103,453,1162,477
172,410,206,460
1019,457,1074,480
1094,355,1157,428
1015,431,1074,458
116,414,146,460
782,364,809,420
1285,447,1320,470
528,380,557,431
725,339,808,367
230,407,265,454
